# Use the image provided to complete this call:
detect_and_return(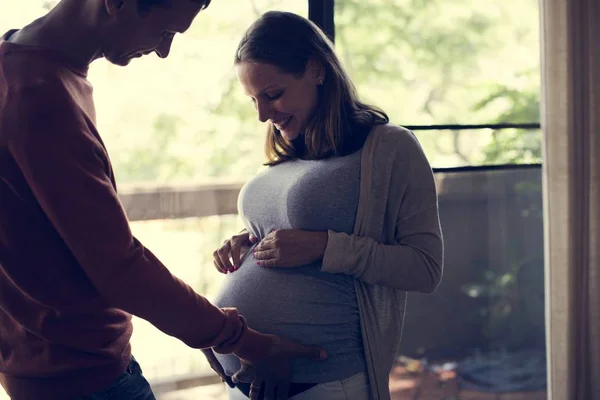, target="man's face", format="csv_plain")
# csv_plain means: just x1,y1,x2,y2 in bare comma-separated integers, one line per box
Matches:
100,0,203,66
